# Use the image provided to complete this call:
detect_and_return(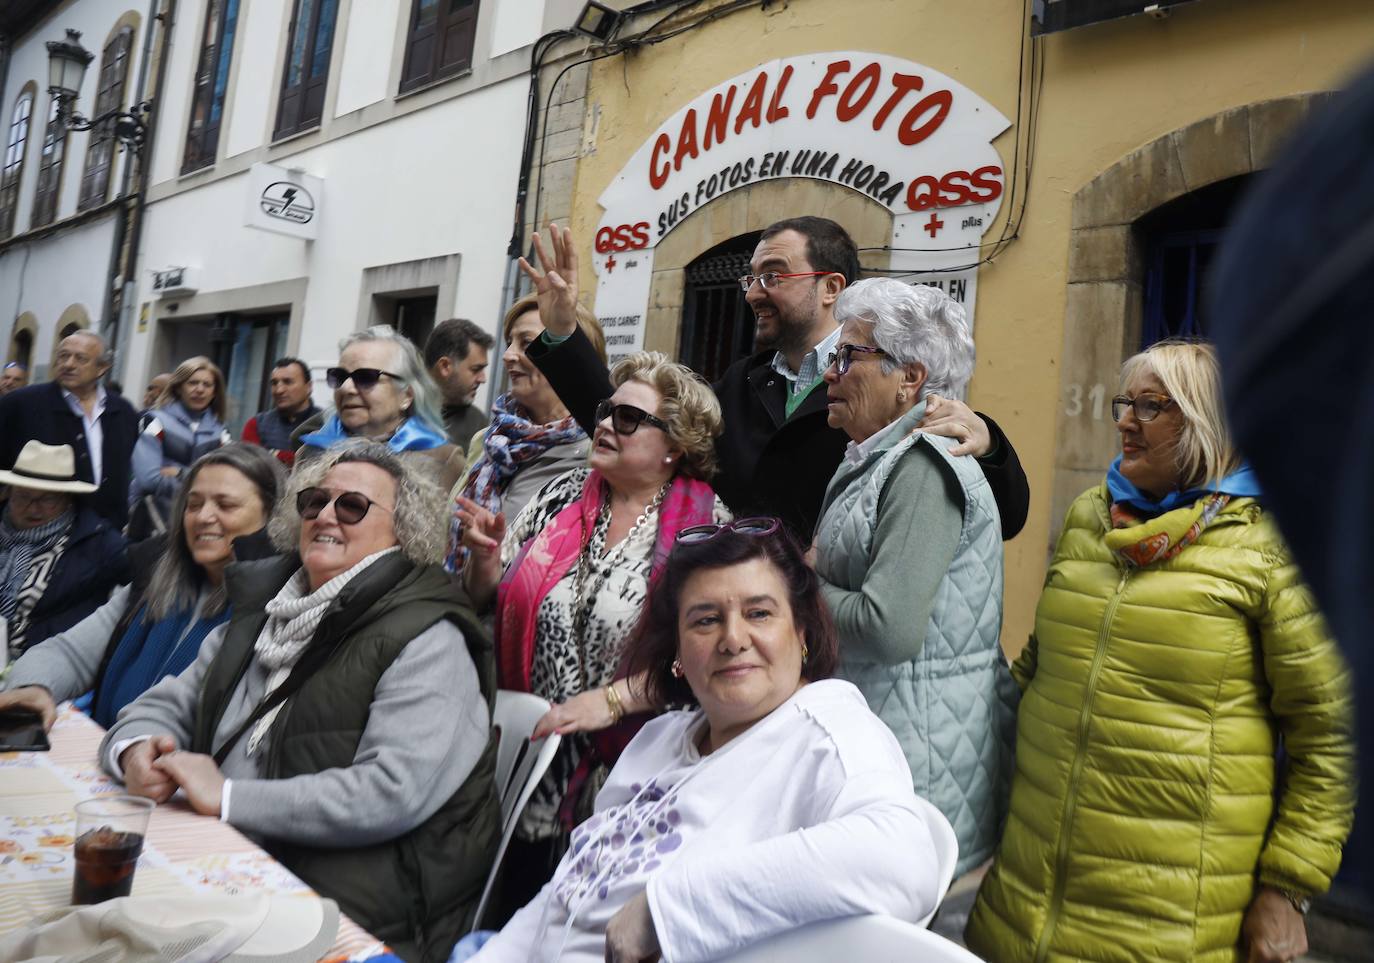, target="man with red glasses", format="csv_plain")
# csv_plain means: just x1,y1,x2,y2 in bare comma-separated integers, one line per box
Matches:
520,217,1031,541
